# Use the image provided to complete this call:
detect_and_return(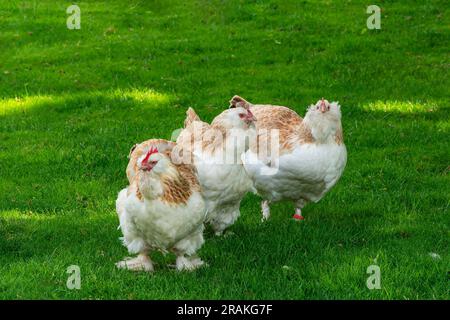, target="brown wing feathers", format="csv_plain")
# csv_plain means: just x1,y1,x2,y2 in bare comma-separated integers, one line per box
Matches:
126,139,200,205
